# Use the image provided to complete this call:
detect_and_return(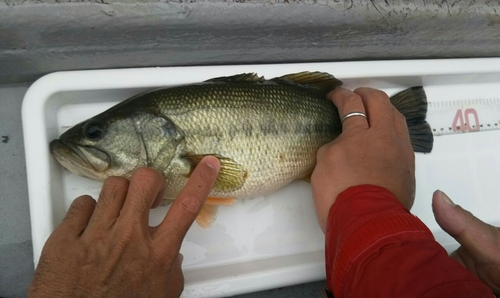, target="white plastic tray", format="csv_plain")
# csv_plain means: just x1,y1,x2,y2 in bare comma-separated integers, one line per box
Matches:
23,59,500,297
